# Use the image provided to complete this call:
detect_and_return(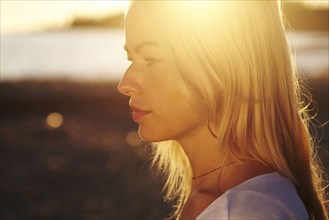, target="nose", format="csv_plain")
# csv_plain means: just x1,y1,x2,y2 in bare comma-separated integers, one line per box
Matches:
117,65,143,97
